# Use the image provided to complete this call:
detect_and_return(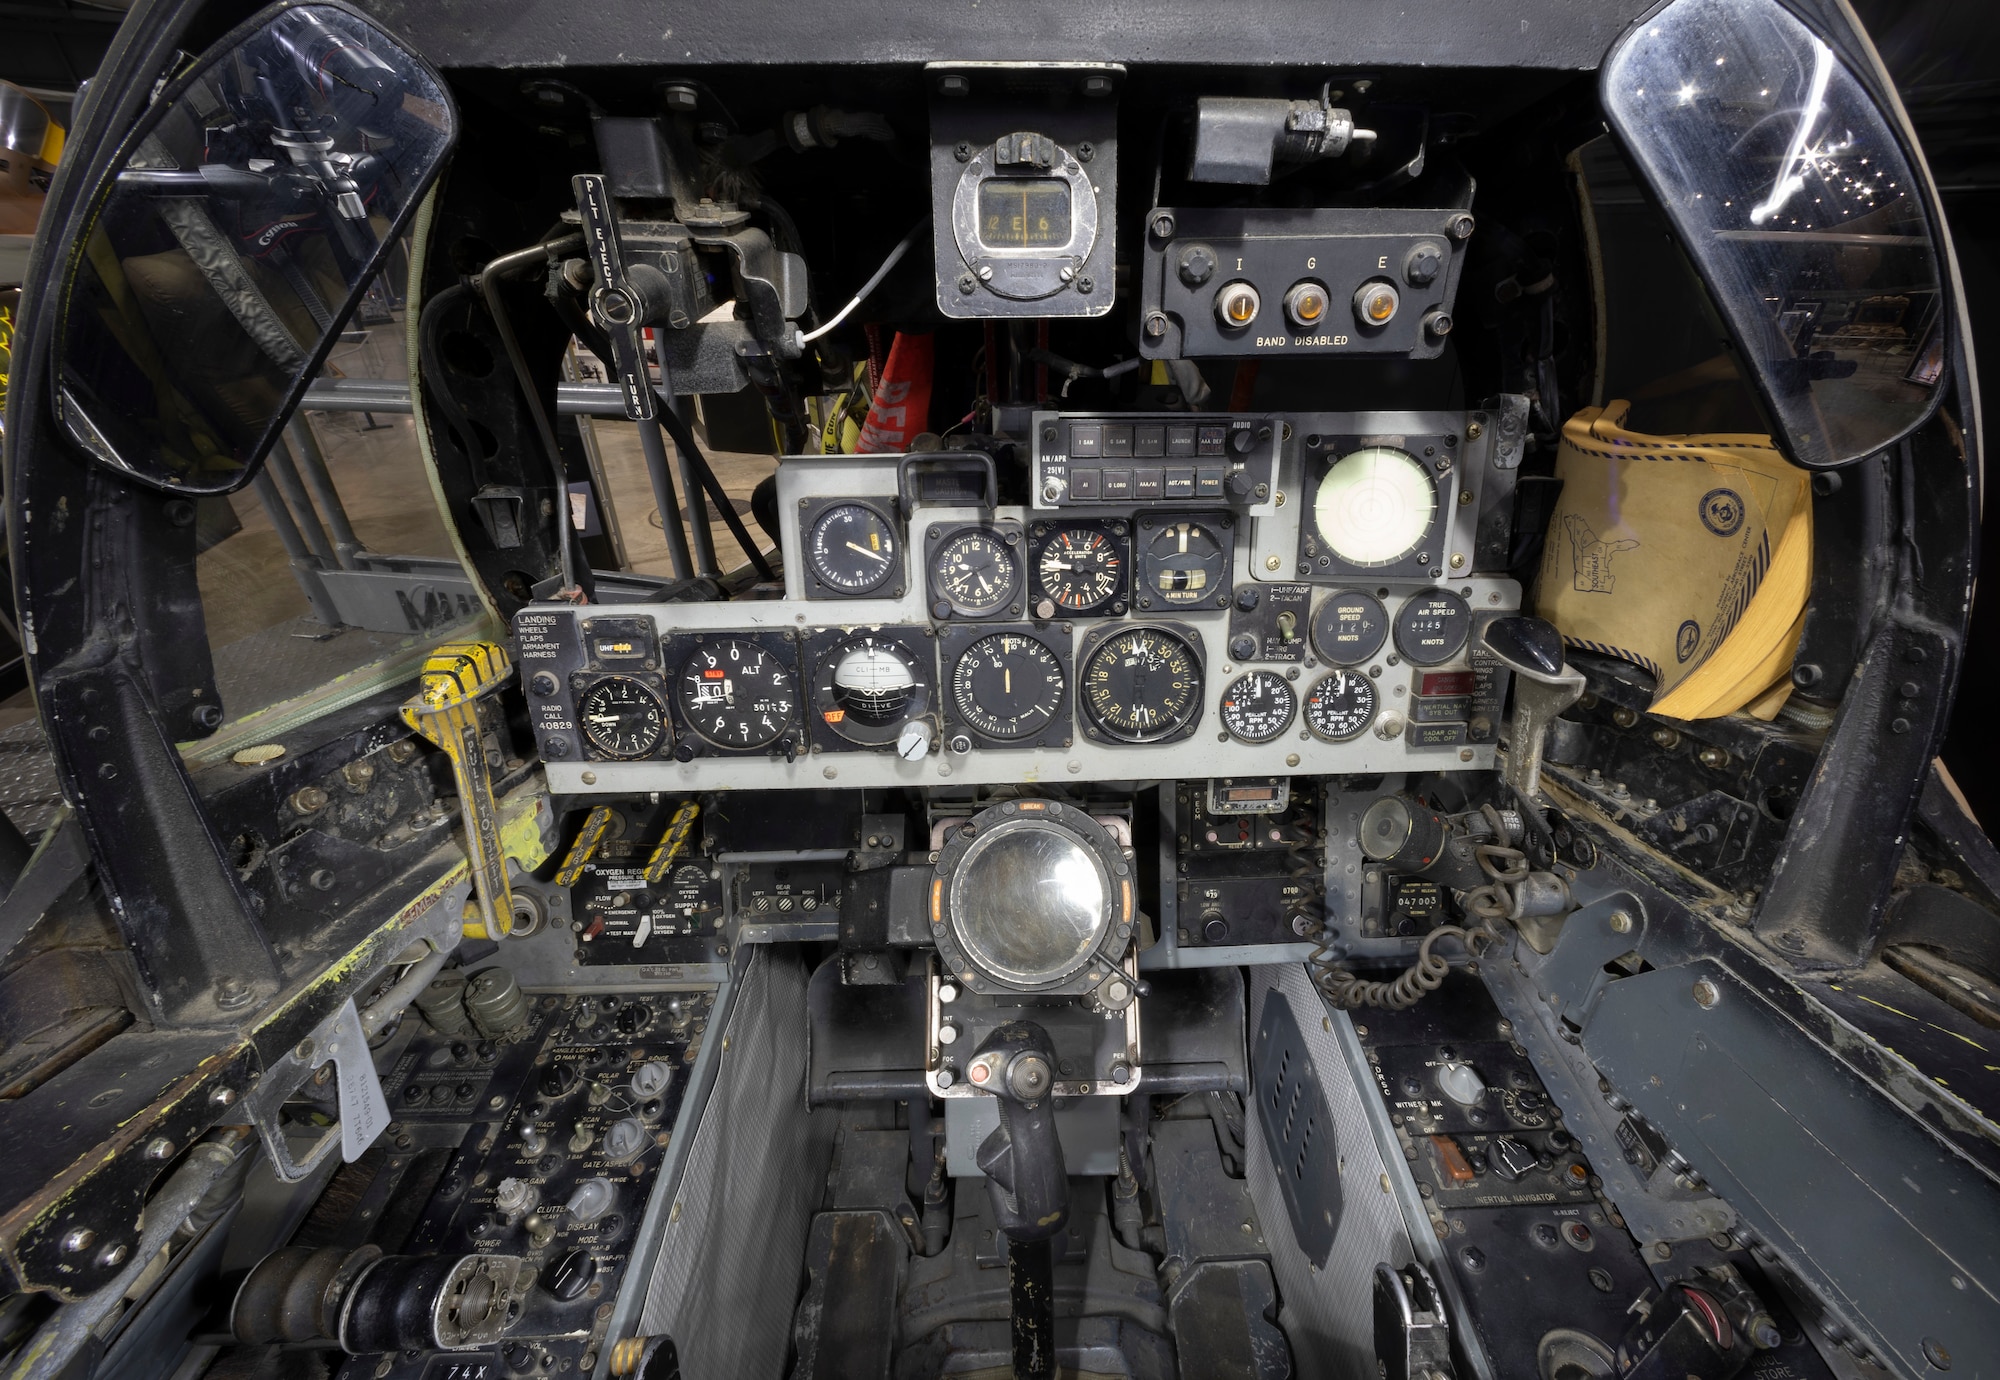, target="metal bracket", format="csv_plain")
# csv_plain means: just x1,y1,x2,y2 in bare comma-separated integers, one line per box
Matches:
245,995,392,1183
